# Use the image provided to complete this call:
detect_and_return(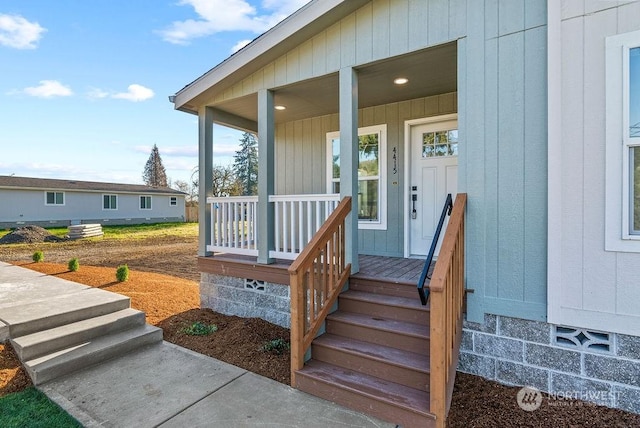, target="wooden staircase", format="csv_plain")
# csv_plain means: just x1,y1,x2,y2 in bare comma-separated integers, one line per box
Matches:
289,193,466,428
294,277,436,428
